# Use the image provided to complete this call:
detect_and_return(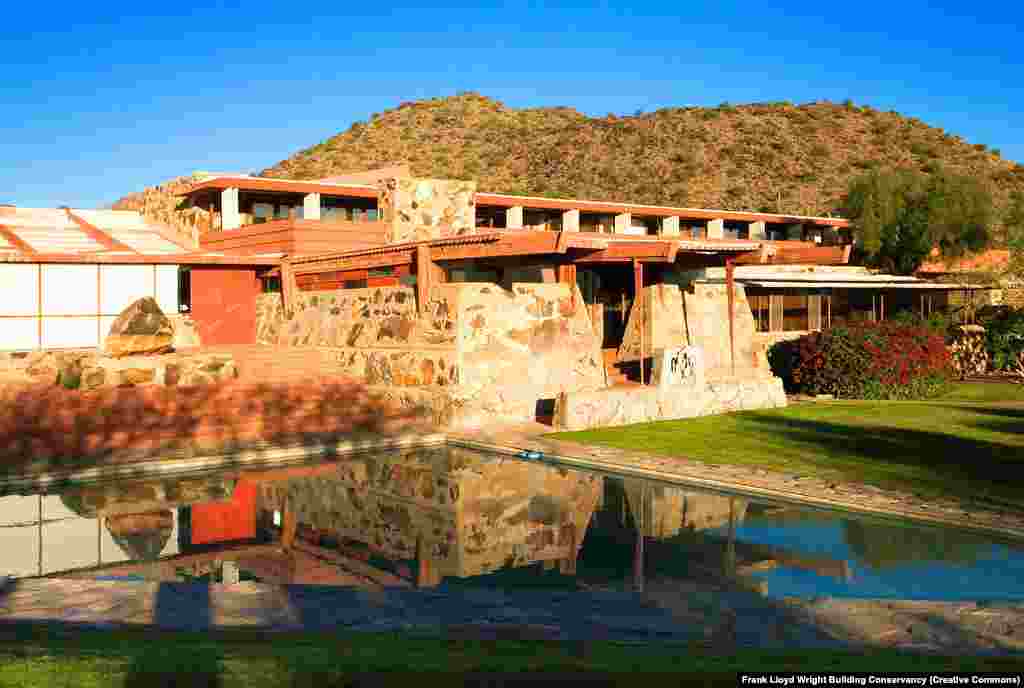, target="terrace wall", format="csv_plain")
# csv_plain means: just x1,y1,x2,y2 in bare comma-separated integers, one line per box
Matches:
256,281,606,427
